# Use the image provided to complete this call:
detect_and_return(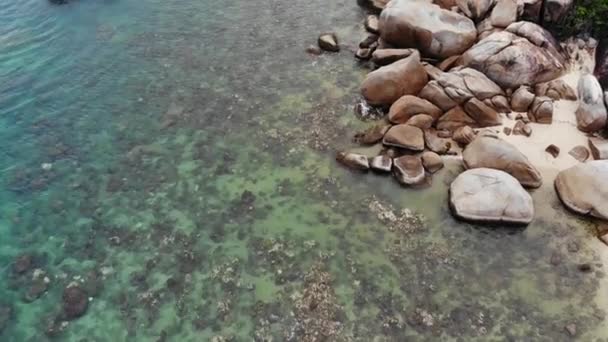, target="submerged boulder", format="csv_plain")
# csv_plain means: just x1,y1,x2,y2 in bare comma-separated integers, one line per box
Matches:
63,285,89,320
461,22,567,88
463,135,542,187
555,161,608,220
379,0,477,58
576,74,607,132
361,50,428,106
450,168,534,224
393,155,425,185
